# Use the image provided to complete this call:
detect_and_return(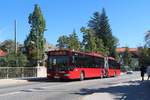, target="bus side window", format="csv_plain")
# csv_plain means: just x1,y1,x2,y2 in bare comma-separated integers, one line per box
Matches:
73,56,81,67
109,60,113,69
53,59,56,65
